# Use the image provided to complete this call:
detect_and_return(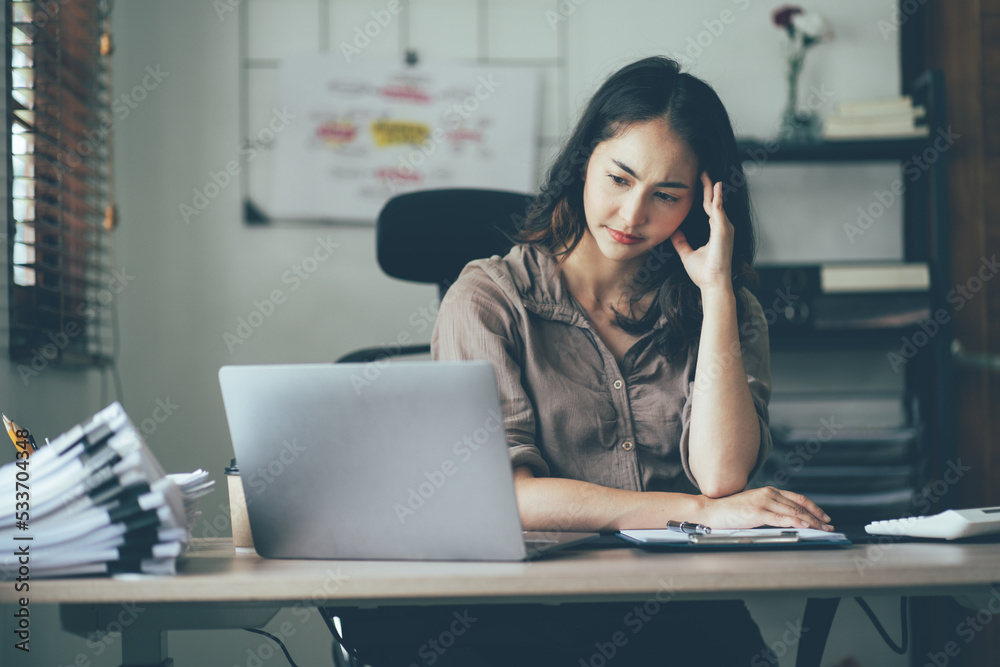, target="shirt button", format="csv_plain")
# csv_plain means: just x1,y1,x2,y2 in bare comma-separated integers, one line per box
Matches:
613,380,623,390
622,441,634,451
